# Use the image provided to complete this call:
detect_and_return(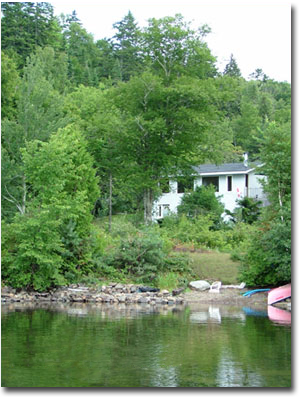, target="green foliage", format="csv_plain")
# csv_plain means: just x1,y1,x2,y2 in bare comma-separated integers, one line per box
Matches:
227,197,262,224
1,2,63,69
239,210,291,286
1,7,291,290
258,122,291,211
157,272,182,291
103,229,166,282
1,49,68,219
223,54,241,77
114,72,230,222
1,51,20,119
2,127,100,291
90,220,191,285
23,126,99,228
2,209,66,291
112,11,143,81
63,22,103,87
143,14,216,82
178,185,224,225
160,214,255,252
239,122,291,286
